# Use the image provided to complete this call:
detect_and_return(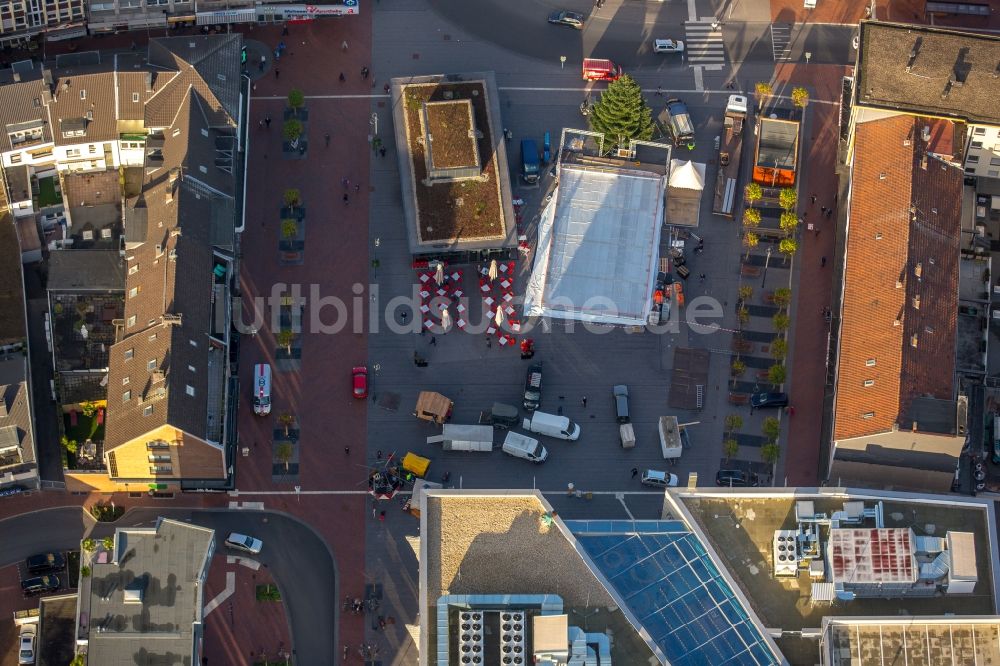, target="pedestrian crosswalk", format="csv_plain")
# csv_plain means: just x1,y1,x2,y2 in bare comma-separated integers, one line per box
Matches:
770,23,793,61
683,21,725,66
